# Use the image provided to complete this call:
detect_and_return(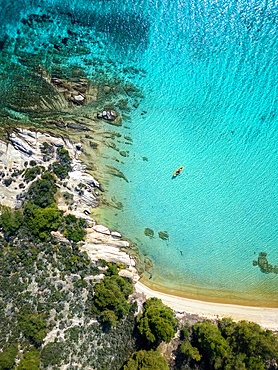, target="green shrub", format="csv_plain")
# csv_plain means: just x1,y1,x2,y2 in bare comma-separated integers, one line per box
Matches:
100,309,118,328
137,297,178,346
218,318,278,369
193,321,231,369
123,349,169,370
61,214,86,242
180,340,201,362
50,147,72,179
93,275,133,321
52,162,69,180
23,167,42,183
25,171,57,208
105,262,119,276
3,178,12,187
41,342,65,367
0,344,18,370
19,313,47,347
0,207,23,237
24,203,62,240
16,347,40,370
